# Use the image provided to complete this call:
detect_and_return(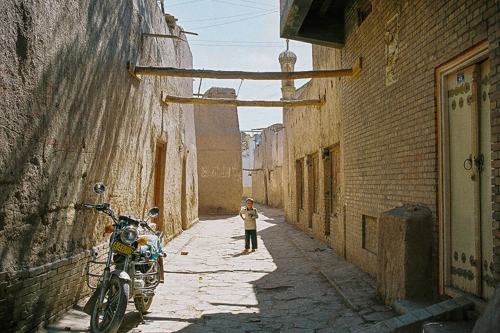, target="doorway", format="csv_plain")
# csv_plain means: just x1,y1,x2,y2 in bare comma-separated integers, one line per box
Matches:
154,142,166,233
439,45,494,300
324,145,341,236
181,157,188,230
